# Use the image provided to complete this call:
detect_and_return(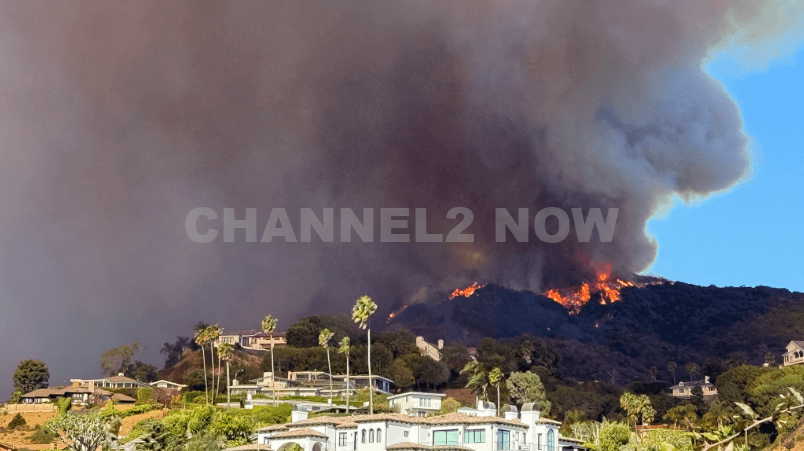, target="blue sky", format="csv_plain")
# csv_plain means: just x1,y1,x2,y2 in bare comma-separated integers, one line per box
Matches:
646,48,804,291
